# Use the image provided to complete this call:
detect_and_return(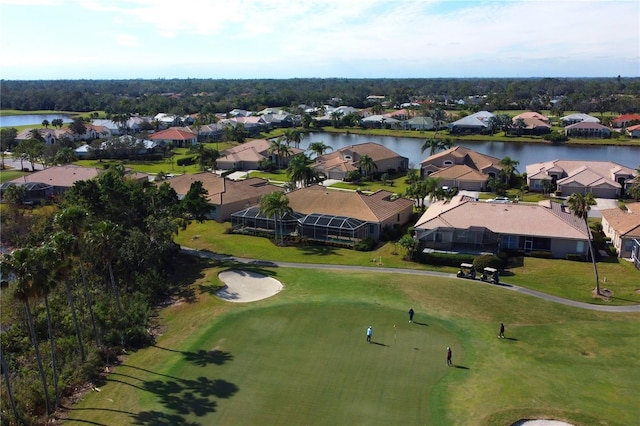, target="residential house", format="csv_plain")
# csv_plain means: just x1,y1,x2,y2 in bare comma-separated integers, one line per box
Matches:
384,109,411,121
1,165,101,202
405,116,435,131
149,128,197,148
512,111,550,123
611,113,640,128
420,146,503,191
187,123,226,142
231,185,414,244
16,128,58,145
413,195,591,259
510,116,551,135
448,111,495,134
600,202,640,258
632,239,640,270
261,113,294,128
361,115,401,129
560,113,600,126
216,138,303,171
625,124,640,138
313,142,409,180
526,160,637,198
564,122,611,138
91,119,124,135
162,173,280,222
